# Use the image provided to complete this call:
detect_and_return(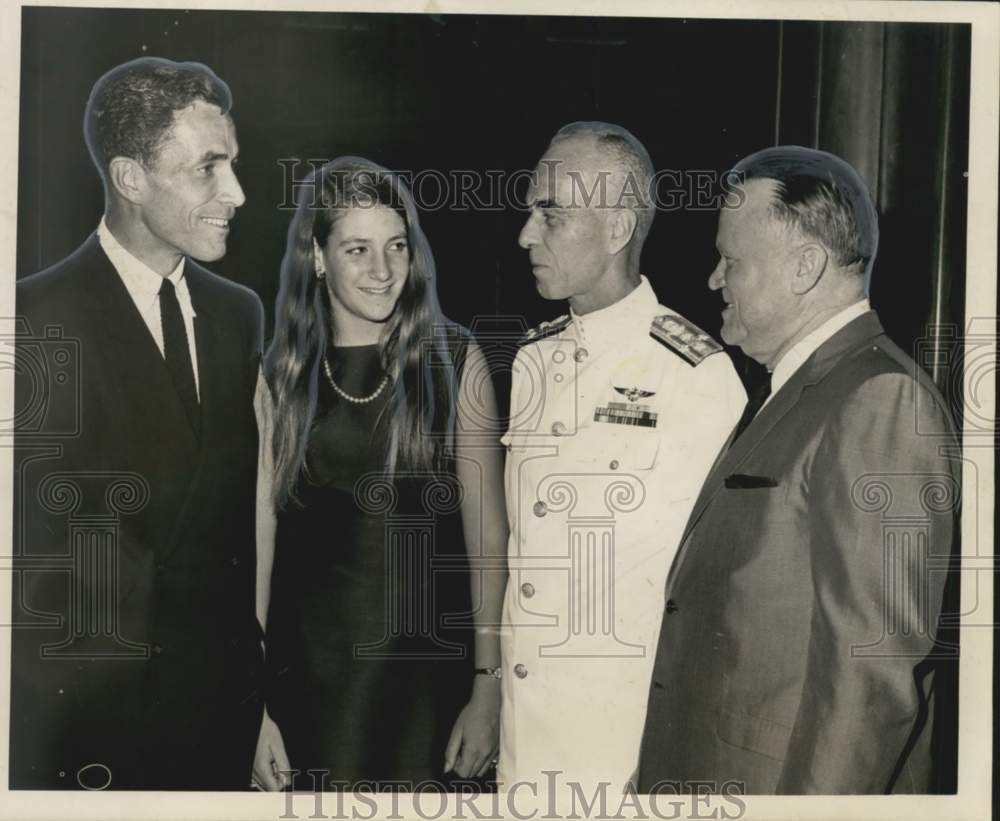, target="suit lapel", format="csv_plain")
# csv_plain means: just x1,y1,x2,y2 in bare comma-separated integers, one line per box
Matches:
665,312,886,590
83,235,201,453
